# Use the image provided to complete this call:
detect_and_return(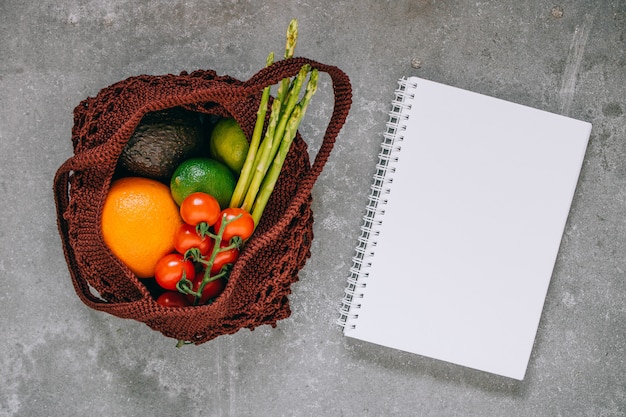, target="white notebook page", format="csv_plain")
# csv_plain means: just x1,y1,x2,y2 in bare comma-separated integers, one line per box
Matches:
343,77,591,380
